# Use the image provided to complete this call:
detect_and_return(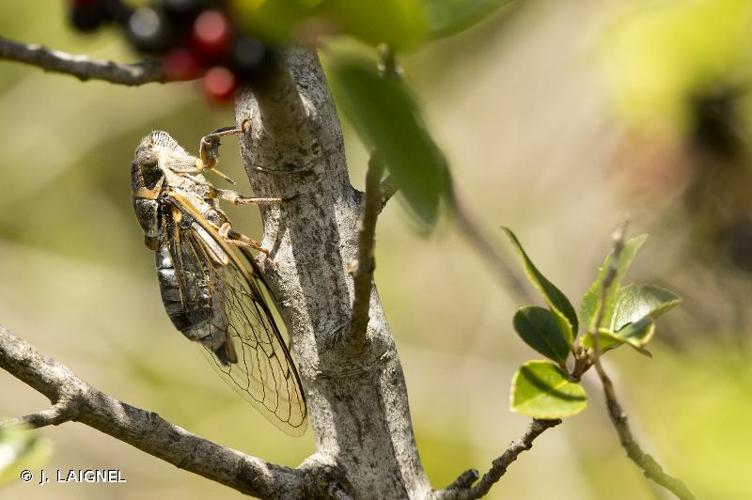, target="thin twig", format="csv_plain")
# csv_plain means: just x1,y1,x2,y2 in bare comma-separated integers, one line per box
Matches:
444,469,480,491
433,419,562,499
350,154,385,348
448,187,533,304
588,226,696,500
378,46,527,303
0,325,311,498
378,174,398,211
0,35,178,86
373,46,402,211
1,399,78,428
377,44,403,81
